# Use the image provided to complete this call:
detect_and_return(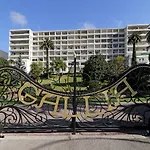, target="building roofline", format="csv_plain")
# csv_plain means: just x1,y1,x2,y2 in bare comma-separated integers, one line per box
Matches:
10,29,32,31
9,24,150,33
33,27,125,33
